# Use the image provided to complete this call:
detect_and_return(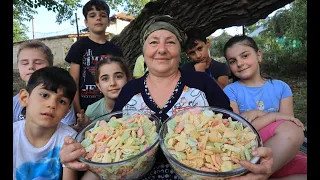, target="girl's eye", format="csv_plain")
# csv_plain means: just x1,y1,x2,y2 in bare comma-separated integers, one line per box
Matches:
115,75,123,79
242,54,249,58
102,77,109,81
40,93,49,98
